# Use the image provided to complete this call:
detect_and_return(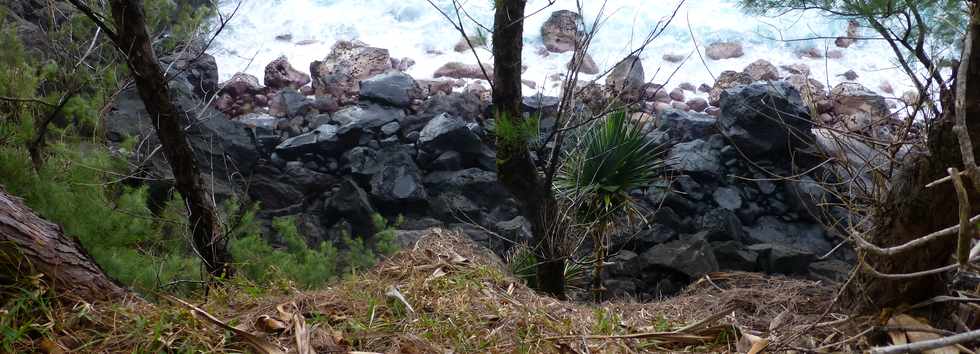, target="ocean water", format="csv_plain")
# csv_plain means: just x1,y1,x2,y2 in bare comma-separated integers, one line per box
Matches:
207,0,913,97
